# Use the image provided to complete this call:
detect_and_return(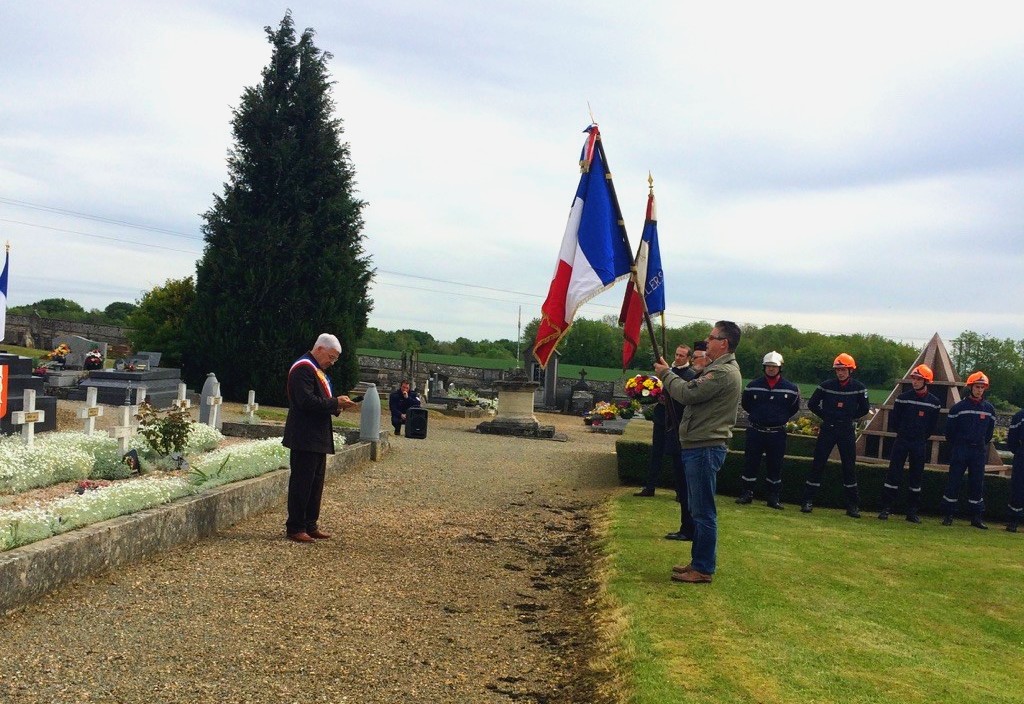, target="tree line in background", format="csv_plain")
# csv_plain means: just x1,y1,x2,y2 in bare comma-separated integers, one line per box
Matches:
8,298,137,326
